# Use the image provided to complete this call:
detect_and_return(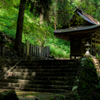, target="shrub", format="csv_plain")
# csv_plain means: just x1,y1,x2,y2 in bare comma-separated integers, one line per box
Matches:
77,58,99,100
0,89,19,100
